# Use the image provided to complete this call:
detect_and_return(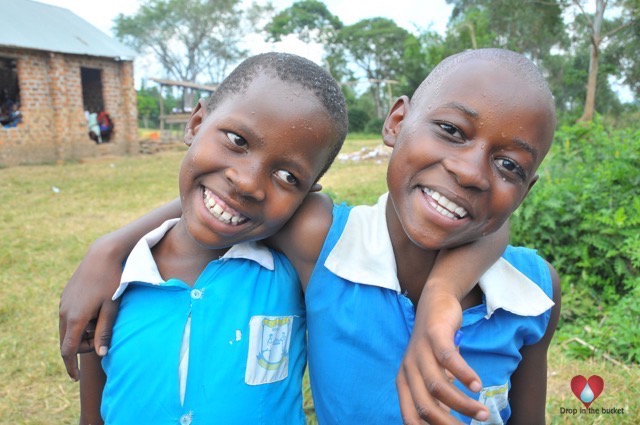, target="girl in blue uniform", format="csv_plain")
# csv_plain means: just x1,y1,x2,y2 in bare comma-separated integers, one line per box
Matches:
61,49,555,425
